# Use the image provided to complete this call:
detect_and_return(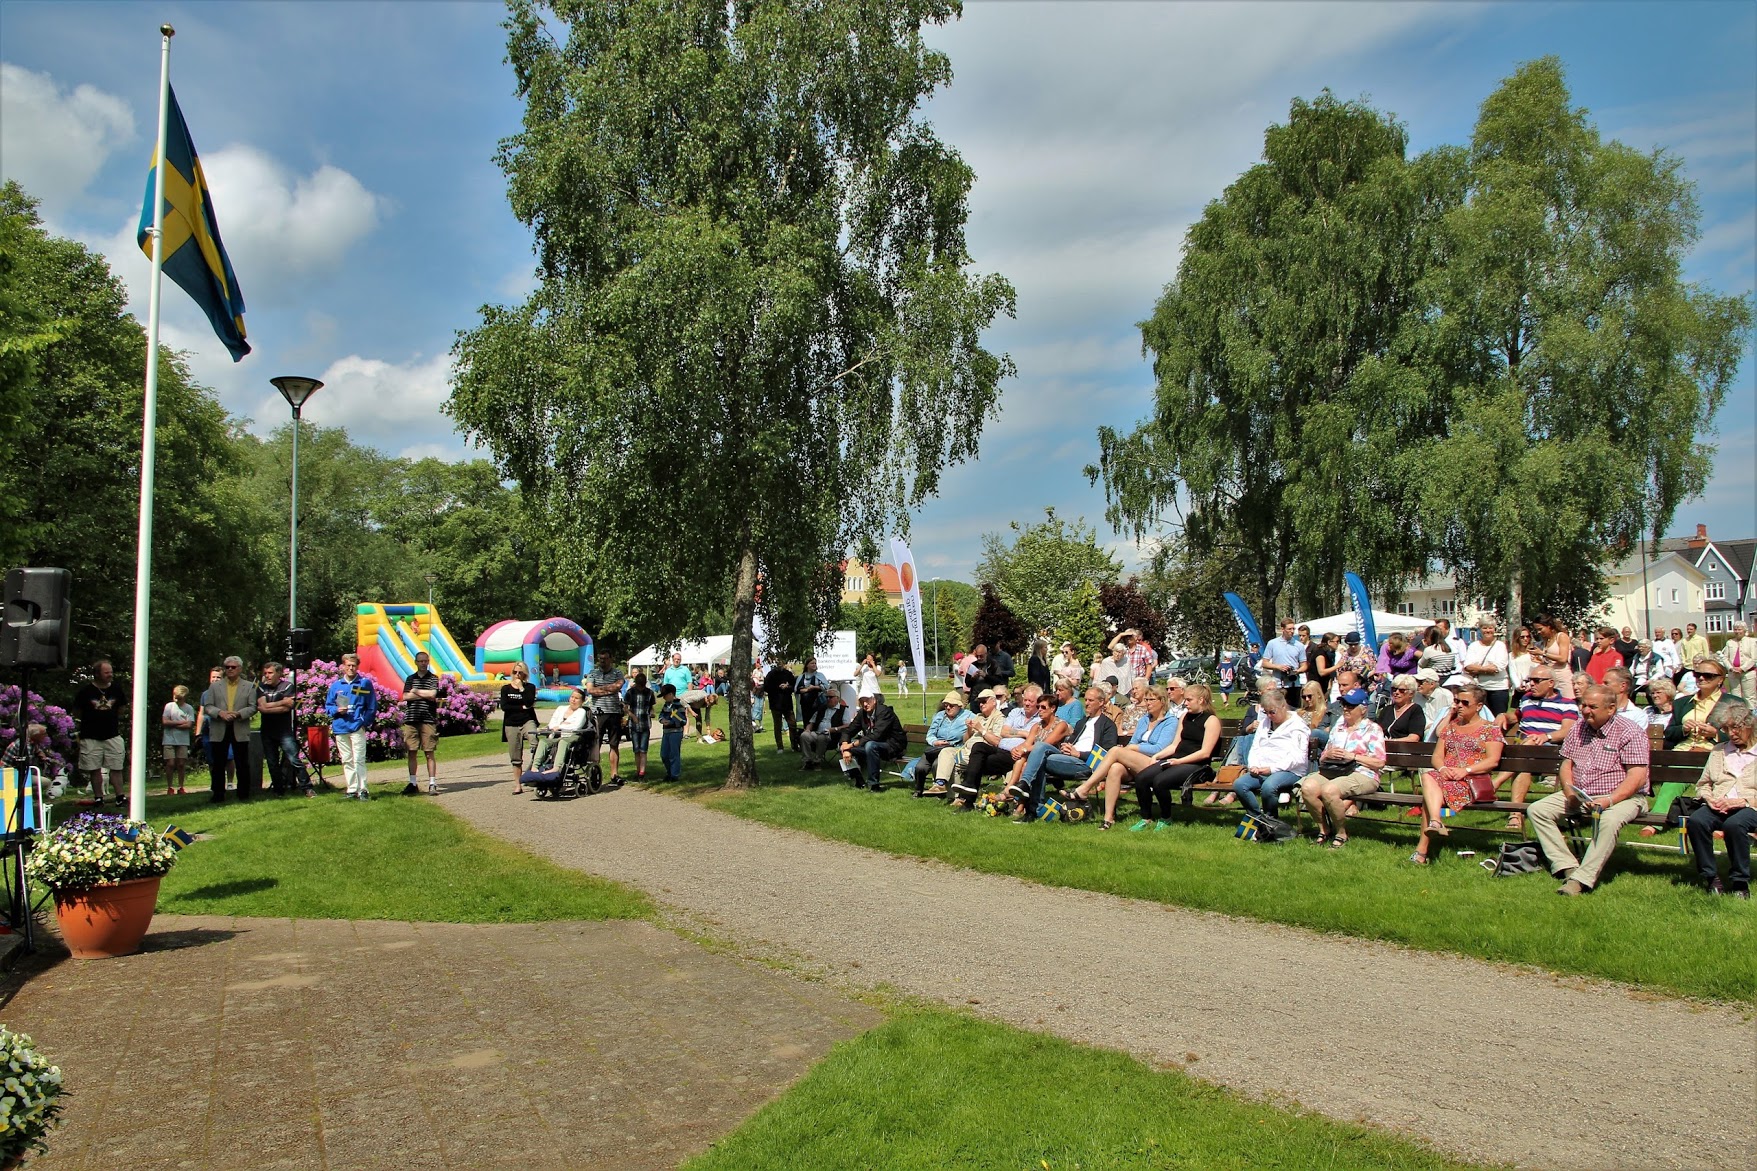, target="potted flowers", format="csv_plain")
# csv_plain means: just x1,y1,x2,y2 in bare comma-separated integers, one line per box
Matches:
23,813,180,959
0,1024,64,1167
